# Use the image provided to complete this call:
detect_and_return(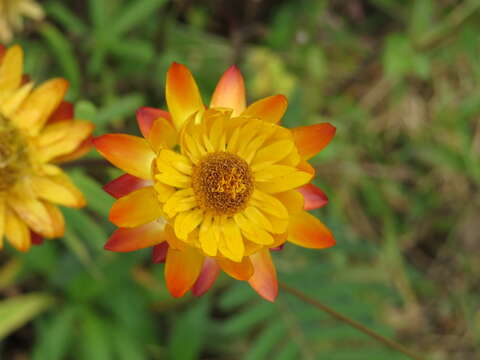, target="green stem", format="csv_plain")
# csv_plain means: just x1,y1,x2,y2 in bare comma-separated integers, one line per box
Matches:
280,282,425,360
